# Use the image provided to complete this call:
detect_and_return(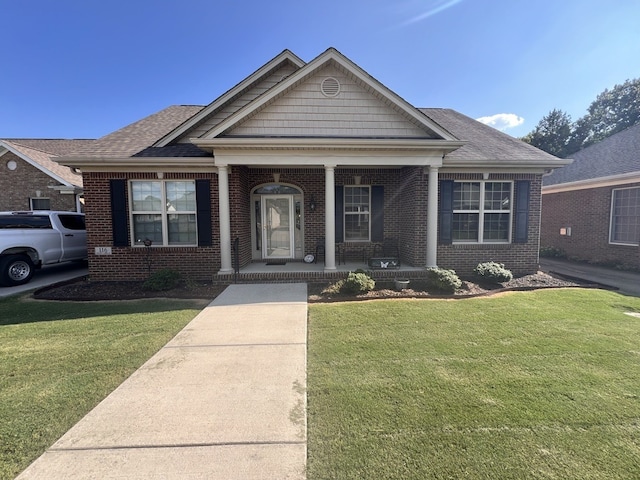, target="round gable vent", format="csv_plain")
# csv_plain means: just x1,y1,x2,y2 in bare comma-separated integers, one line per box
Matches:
321,77,340,97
